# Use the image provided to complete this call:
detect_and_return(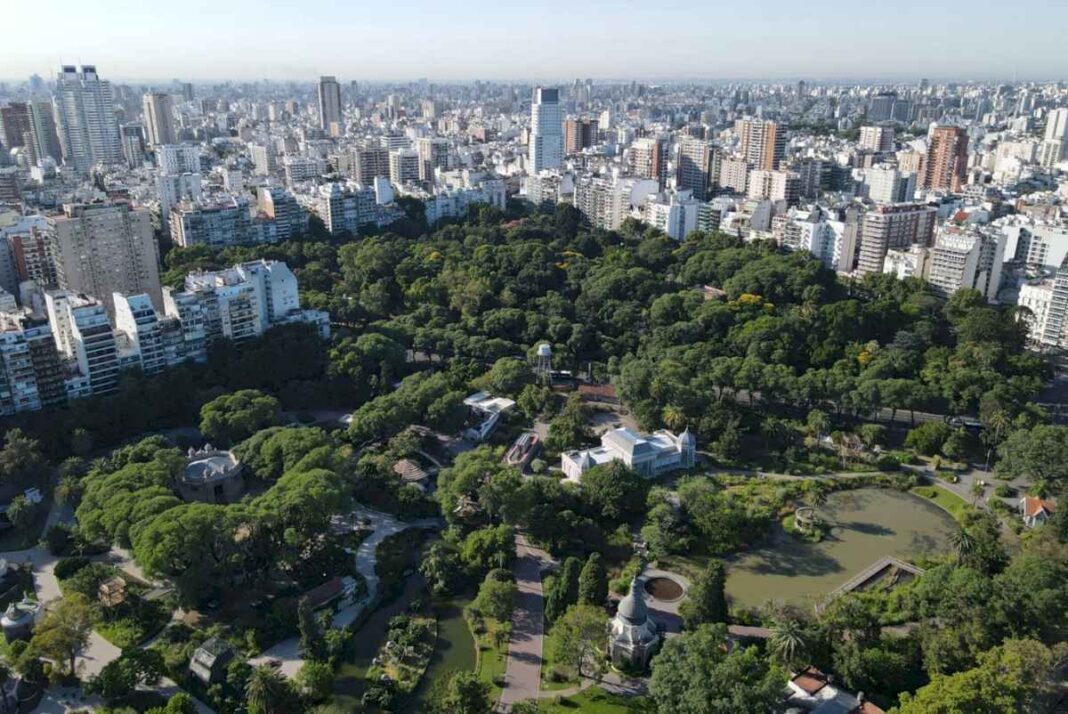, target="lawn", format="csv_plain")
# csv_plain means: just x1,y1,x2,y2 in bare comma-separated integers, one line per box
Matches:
541,688,652,713
470,616,508,698
911,485,970,523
